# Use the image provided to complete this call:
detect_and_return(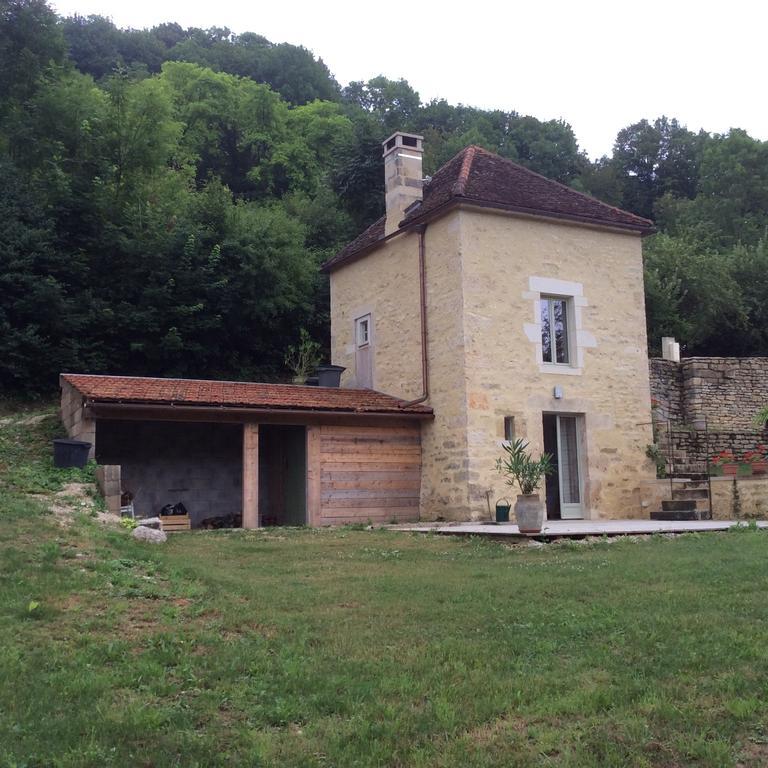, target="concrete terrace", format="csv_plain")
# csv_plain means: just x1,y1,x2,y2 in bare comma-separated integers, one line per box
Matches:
389,519,768,539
